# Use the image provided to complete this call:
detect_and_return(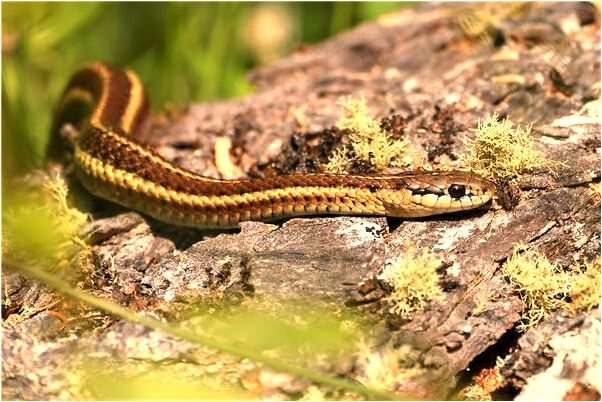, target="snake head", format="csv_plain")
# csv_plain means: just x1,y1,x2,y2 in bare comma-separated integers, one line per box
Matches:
382,171,496,218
